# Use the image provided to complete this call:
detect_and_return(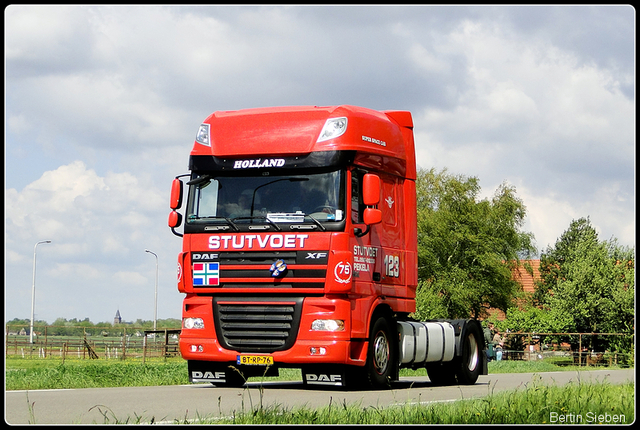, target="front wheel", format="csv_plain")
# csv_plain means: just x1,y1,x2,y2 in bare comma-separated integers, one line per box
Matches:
365,316,397,389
